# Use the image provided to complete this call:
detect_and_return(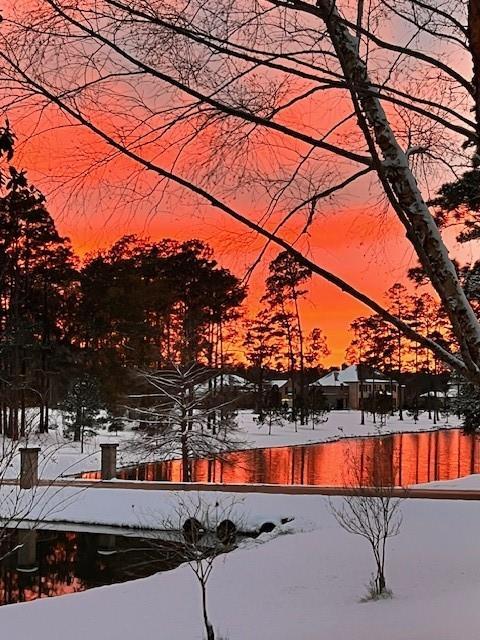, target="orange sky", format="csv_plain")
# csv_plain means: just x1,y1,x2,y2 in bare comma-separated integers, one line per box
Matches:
10,102,474,367
4,5,474,367
10,113,468,366
46,181,475,367
45,193,422,366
